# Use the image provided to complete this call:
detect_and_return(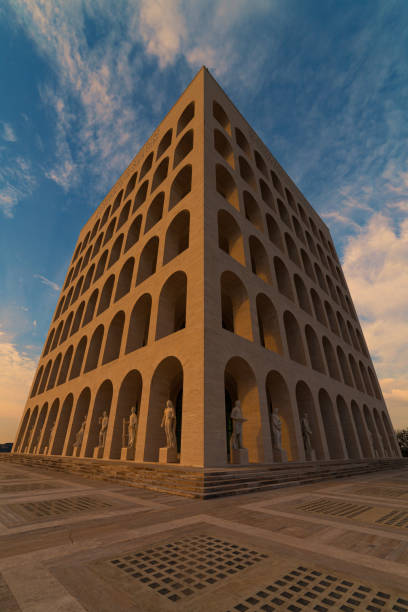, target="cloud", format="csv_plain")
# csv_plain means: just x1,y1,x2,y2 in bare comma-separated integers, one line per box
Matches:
1,122,17,142
139,0,186,68
342,213,408,429
0,155,36,218
34,274,60,292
